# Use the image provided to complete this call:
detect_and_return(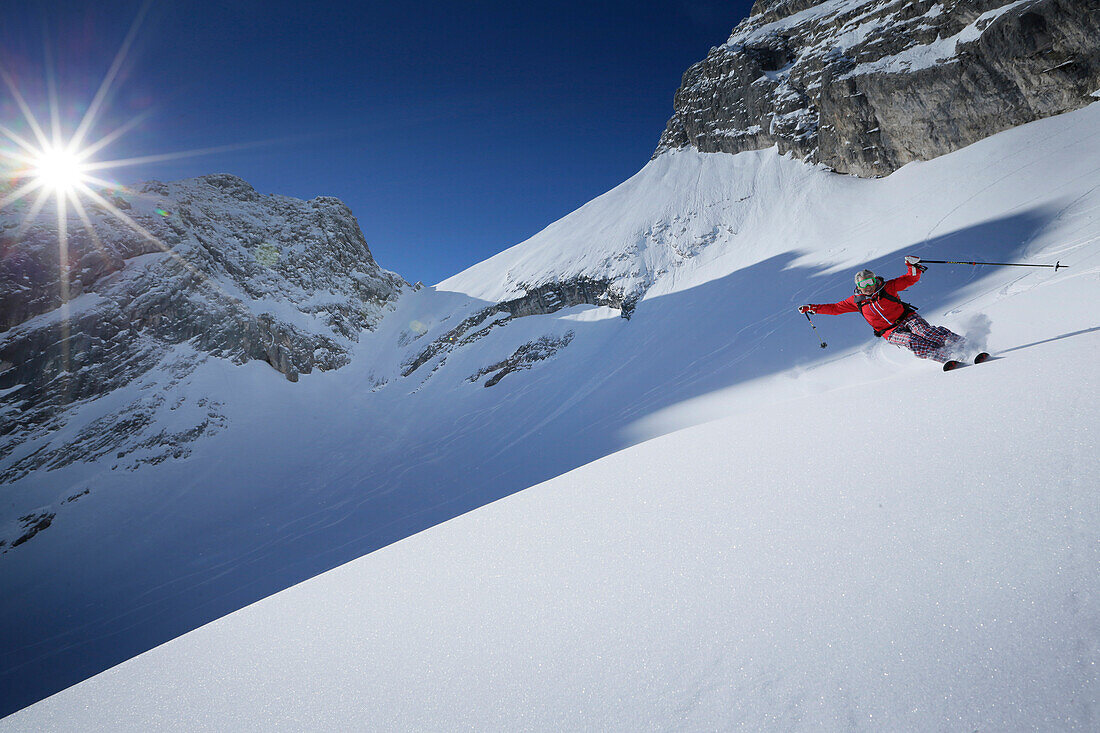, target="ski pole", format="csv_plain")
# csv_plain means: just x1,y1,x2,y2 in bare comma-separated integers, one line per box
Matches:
805,312,827,348
919,259,1066,270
